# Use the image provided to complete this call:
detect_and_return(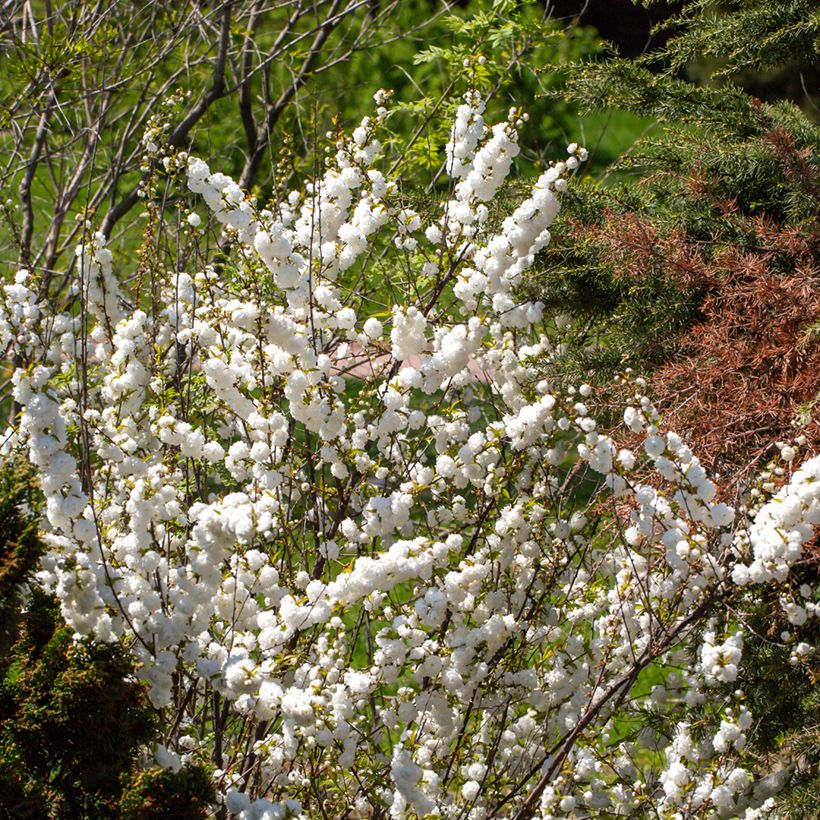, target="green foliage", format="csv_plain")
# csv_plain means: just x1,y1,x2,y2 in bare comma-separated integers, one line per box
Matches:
0,591,155,818
0,457,43,658
730,584,820,814
649,0,820,79
119,765,215,820
773,765,820,820
563,54,765,132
